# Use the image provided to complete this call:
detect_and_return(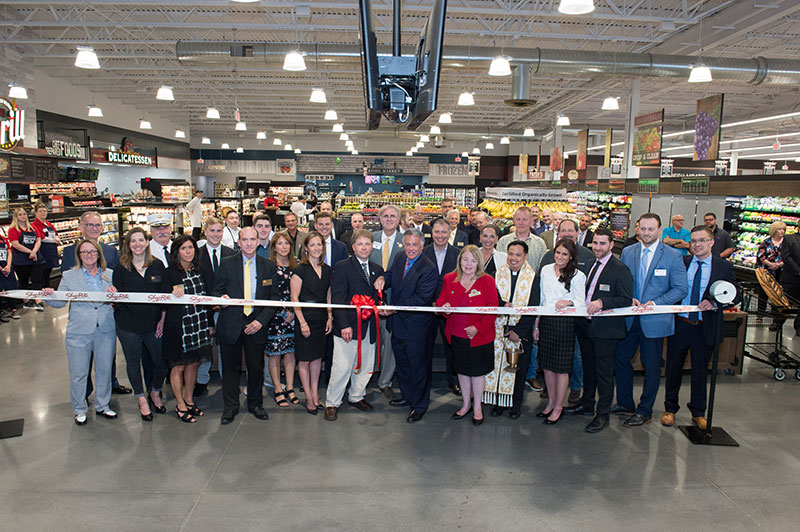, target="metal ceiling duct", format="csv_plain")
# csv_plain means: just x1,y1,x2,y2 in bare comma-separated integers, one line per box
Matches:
176,41,800,86
504,65,536,107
